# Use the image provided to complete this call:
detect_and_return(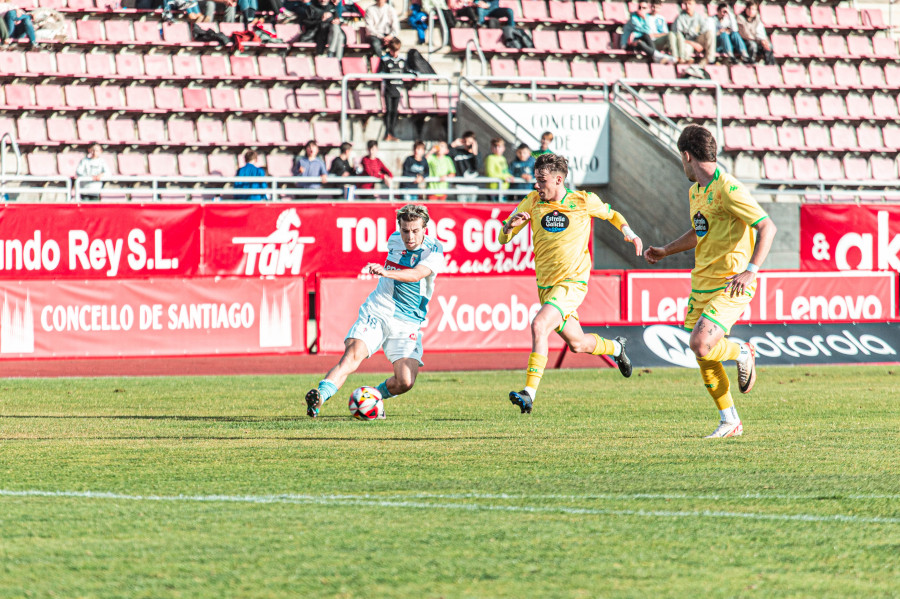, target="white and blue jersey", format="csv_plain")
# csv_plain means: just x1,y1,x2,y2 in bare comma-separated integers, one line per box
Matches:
363,232,444,324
